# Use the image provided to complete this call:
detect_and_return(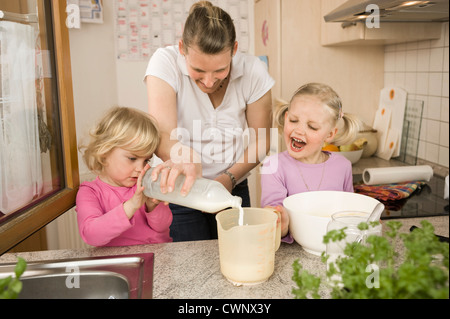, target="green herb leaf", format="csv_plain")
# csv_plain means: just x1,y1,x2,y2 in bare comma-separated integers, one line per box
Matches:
292,219,449,299
1,257,27,299
14,257,27,278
